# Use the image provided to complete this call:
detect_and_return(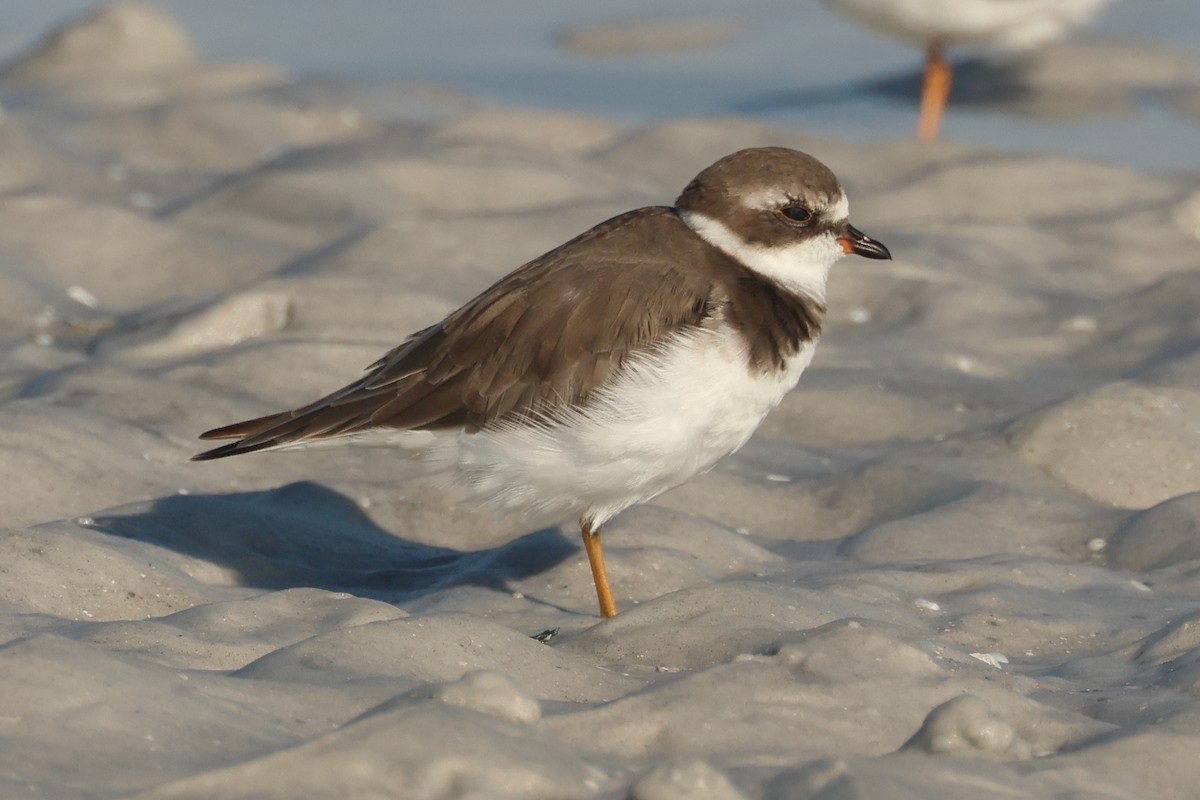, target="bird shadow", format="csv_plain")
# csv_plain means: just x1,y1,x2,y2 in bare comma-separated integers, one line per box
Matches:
89,481,576,604
735,58,1045,116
